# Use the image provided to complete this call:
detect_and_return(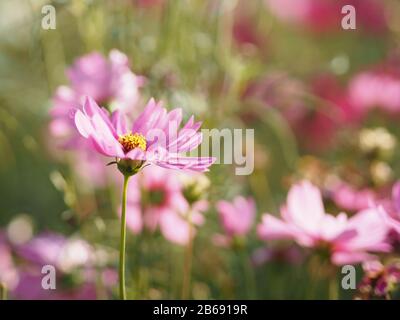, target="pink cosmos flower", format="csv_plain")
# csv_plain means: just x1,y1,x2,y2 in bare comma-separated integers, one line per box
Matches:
358,260,400,299
74,96,215,174
16,233,94,272
332,181,400,239
216,196,256,244
265,0,387,34
380,182,400,235
331,183,377,212
257,181,391,265
231,1,267,54
12,233,117,300
50,50,144,144
348,70,400,115
49,50,144,187
13,273,98,300
124,166,206,245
